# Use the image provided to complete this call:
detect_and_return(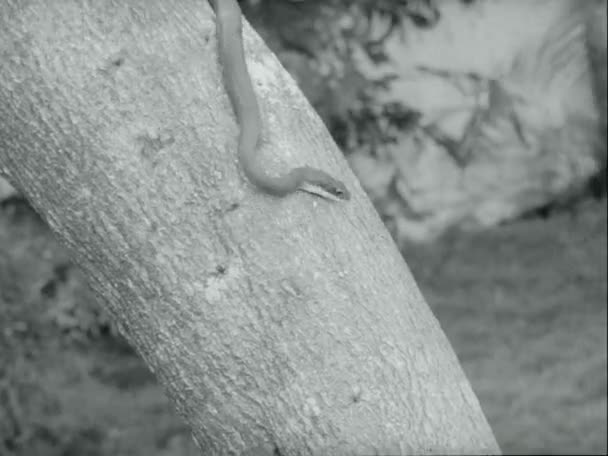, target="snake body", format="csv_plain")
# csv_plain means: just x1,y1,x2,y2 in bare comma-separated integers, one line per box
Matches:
213,0,350,201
